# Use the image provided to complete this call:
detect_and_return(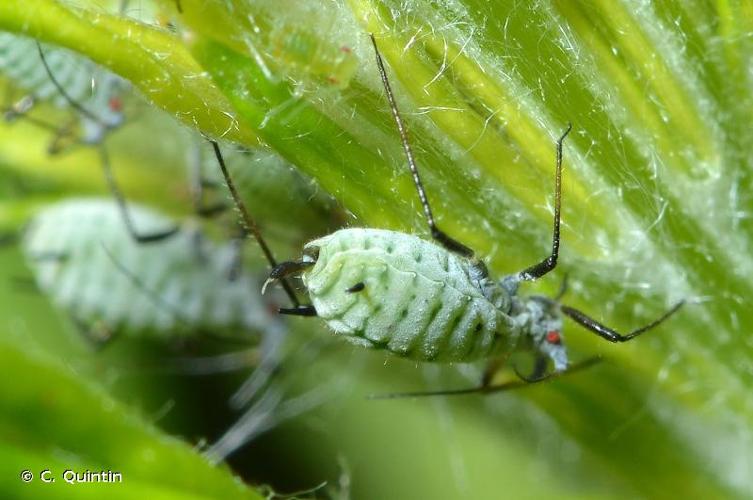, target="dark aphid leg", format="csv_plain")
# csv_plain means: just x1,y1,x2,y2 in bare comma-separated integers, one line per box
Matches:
345,282,365,293
512,355,550,383
189,144,229,218
555,273,570,301
518,124,572,282
561,300,685,343
369,34,474,259
210,140,302,307
368,356,602,399
37,43,107,129
225,225,246,282
480,353,511,387
279,305,318,317
99,145,180,244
